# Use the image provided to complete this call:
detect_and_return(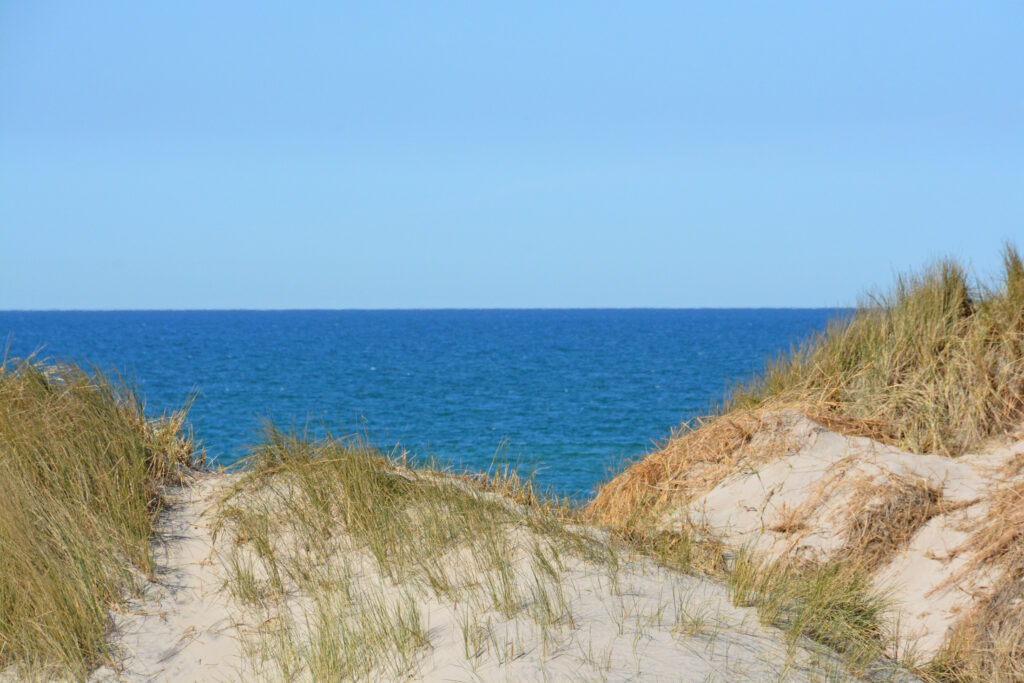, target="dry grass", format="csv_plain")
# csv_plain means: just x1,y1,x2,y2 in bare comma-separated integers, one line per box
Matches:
728,244,1024,456
931,568,1024,683
839,475,944,572
930,470,1024,682
960,458,1024,573
586,245,1024,679
0,358,200,679
586,410,797,529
